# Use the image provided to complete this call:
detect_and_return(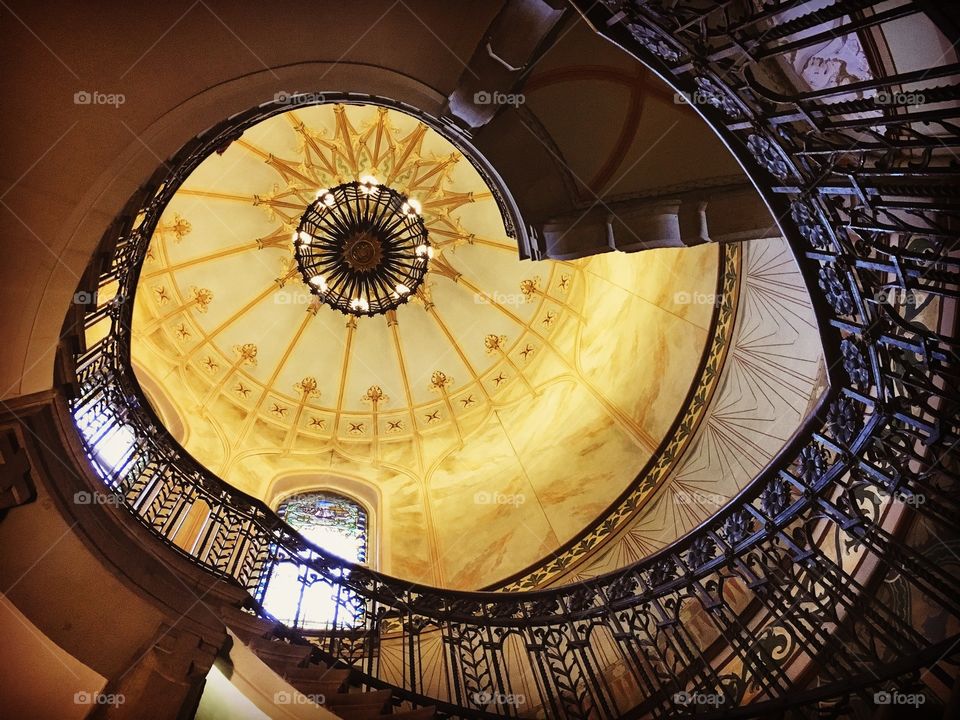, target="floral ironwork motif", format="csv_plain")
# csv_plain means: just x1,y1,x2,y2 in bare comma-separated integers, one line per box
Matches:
819,265,855,316
747,133,790,180
797,445,827,485
626,22,680,62
791,202,828,249
826,396,861,445
694,75,742,117
723,509,753,546
841,338,870,389
761,477,792,517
